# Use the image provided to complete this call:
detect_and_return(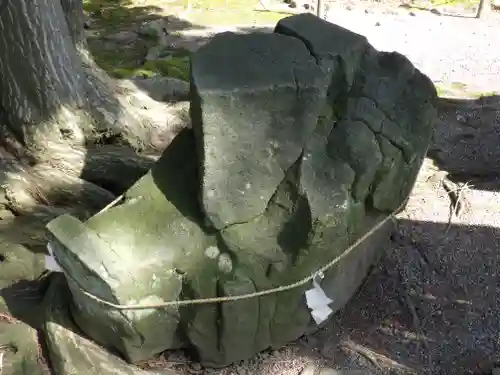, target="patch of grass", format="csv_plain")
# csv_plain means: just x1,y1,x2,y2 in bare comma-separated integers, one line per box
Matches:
89,37,192,80
182,0,287,25
468,90,500,99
